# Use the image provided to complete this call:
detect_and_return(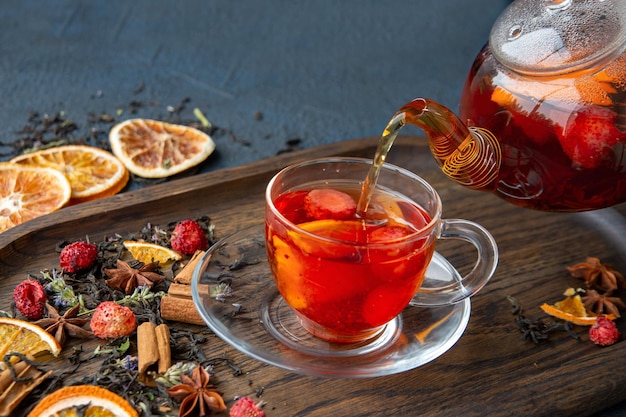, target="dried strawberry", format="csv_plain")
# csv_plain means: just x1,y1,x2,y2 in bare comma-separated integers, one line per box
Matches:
59,241,98,273
589,315,621,346
170,219,209,255
13,280,46,319
230,397,266,417
90,301,137,339
304,189,357,220
368,225,413,242
557,106,625,169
